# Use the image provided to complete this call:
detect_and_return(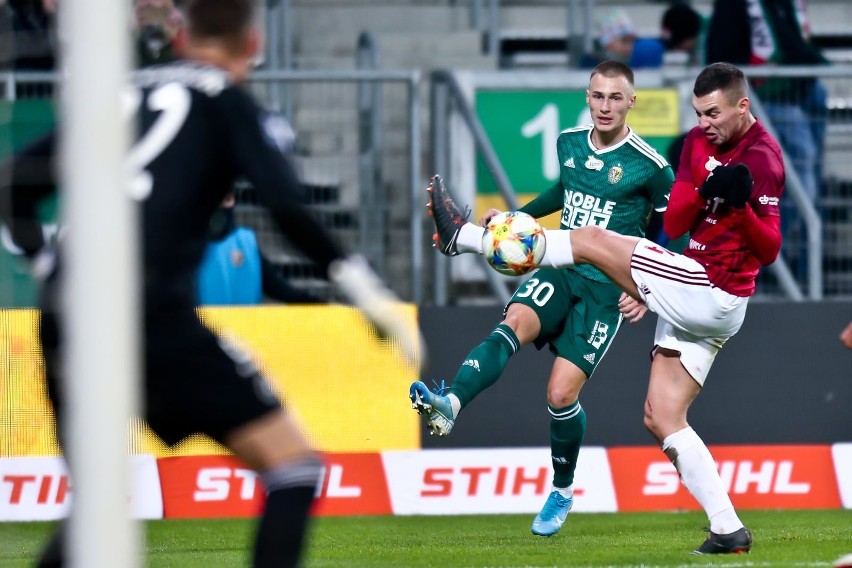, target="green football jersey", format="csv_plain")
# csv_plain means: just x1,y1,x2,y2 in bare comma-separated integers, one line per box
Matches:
554,125,674,283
